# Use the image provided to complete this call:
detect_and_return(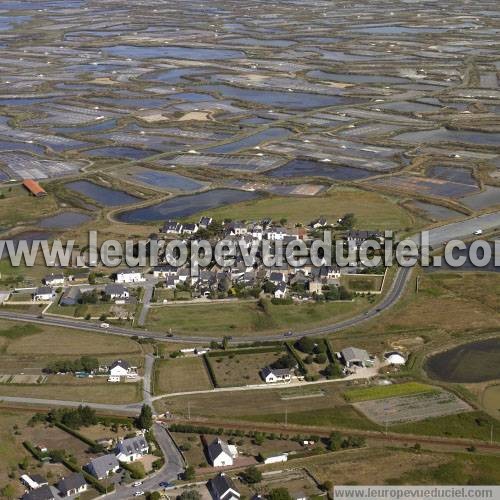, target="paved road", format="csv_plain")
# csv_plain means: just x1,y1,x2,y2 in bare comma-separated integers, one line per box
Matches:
143,354,155,408
0,266,412,343
137,283,154,327
104,423,185,500
0,396,141,414
0,211,498,344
